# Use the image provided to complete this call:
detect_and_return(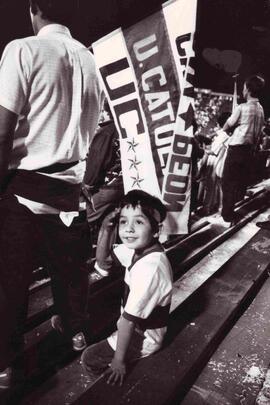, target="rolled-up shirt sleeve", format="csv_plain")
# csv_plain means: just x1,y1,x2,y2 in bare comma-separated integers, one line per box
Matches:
0,40,29,114
226,105,241,128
